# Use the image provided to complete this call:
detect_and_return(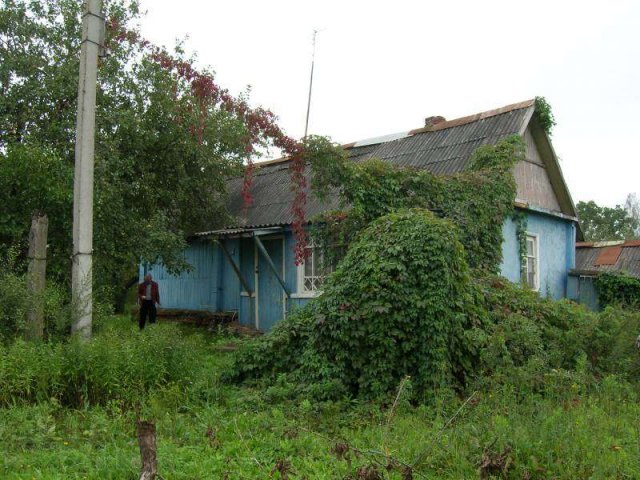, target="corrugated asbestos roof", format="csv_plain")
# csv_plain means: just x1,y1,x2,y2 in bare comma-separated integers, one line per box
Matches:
222,100,535,229
574,241,640,278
